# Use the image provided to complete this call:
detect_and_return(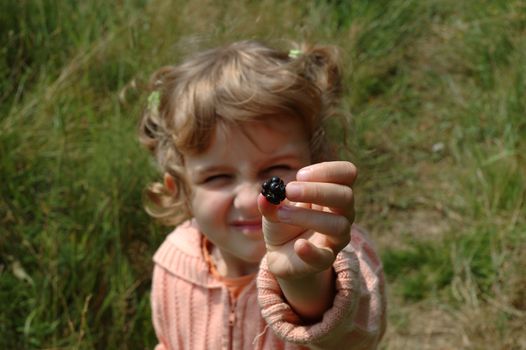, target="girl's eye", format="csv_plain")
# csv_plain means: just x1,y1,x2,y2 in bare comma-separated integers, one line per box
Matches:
203,174,231,183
